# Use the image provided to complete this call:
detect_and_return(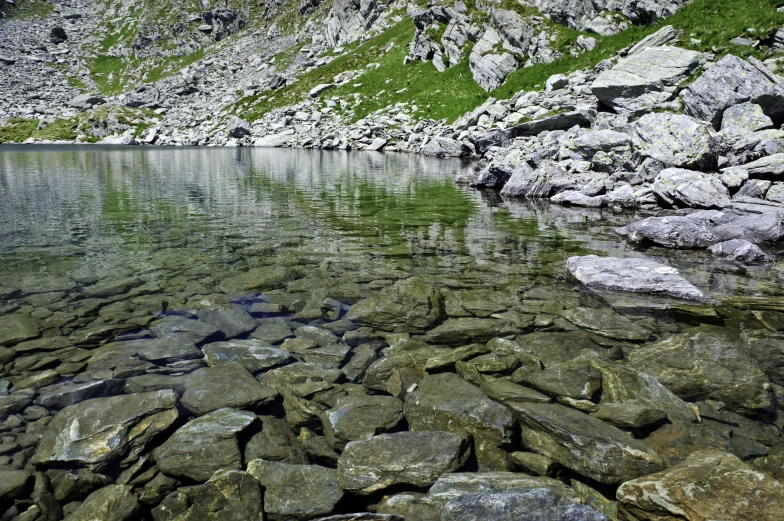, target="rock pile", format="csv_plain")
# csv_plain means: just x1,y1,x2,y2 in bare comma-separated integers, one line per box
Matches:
1,265,783,520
